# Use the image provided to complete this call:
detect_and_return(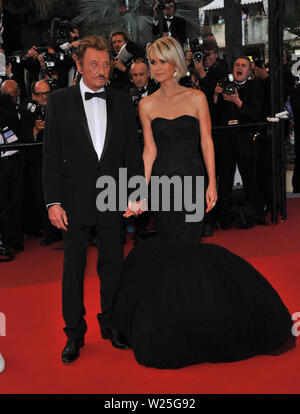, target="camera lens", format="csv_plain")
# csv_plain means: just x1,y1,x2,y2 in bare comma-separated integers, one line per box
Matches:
193,52,203,63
